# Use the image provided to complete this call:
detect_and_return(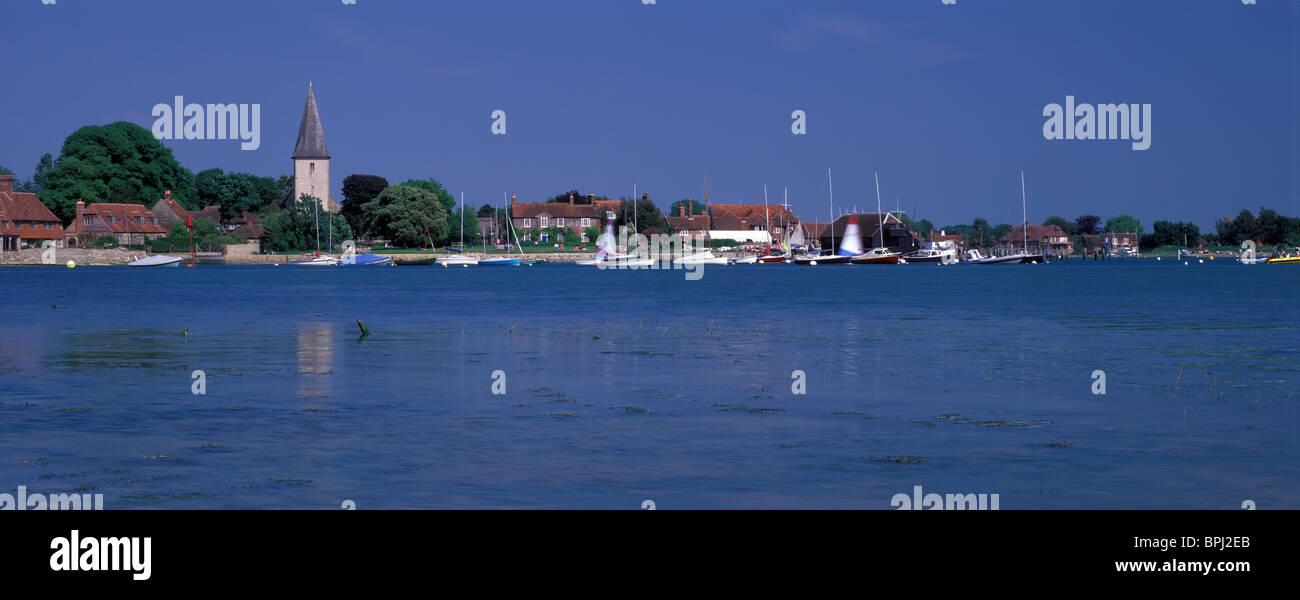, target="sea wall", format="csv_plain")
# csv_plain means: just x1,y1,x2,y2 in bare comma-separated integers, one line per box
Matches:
0,247,140,265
